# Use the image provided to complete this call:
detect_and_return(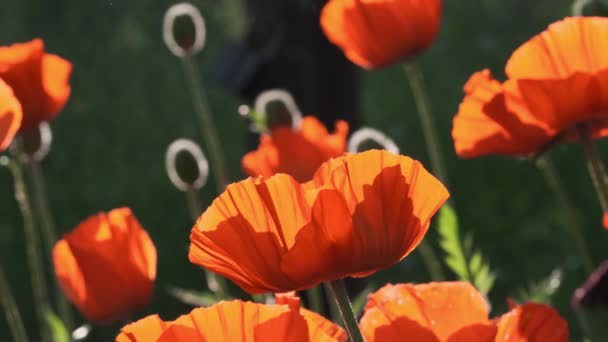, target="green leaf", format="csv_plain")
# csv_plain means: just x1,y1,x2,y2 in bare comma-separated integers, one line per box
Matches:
45,310,70,342
437,204,496,295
